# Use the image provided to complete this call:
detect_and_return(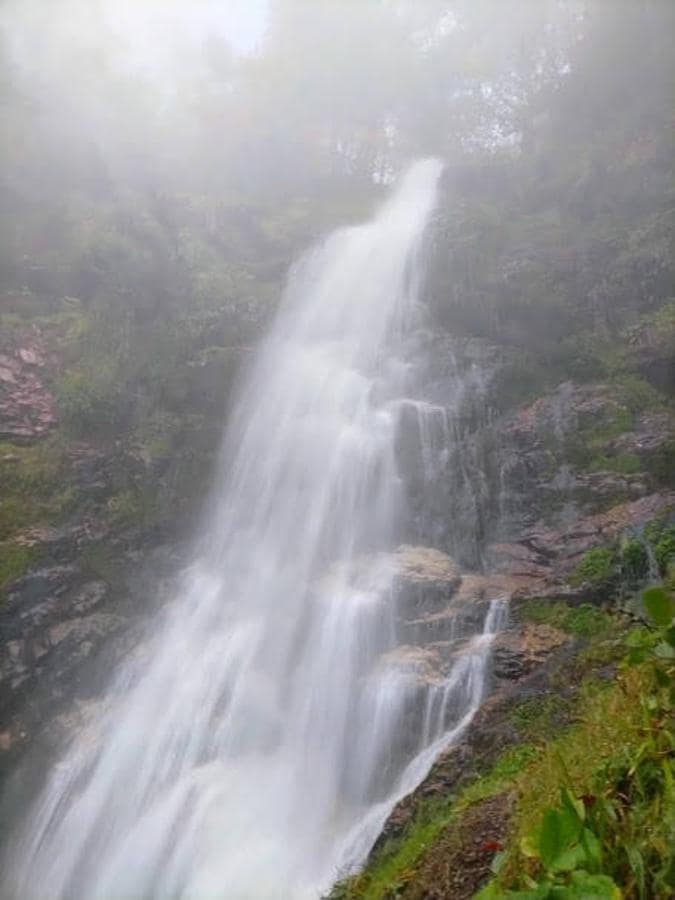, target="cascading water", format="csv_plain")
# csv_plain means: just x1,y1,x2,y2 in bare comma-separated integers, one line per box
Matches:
4,160,504,900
